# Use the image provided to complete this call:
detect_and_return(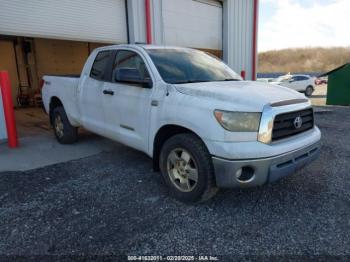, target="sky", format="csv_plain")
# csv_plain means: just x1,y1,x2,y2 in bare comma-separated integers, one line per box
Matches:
258,0,350,51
